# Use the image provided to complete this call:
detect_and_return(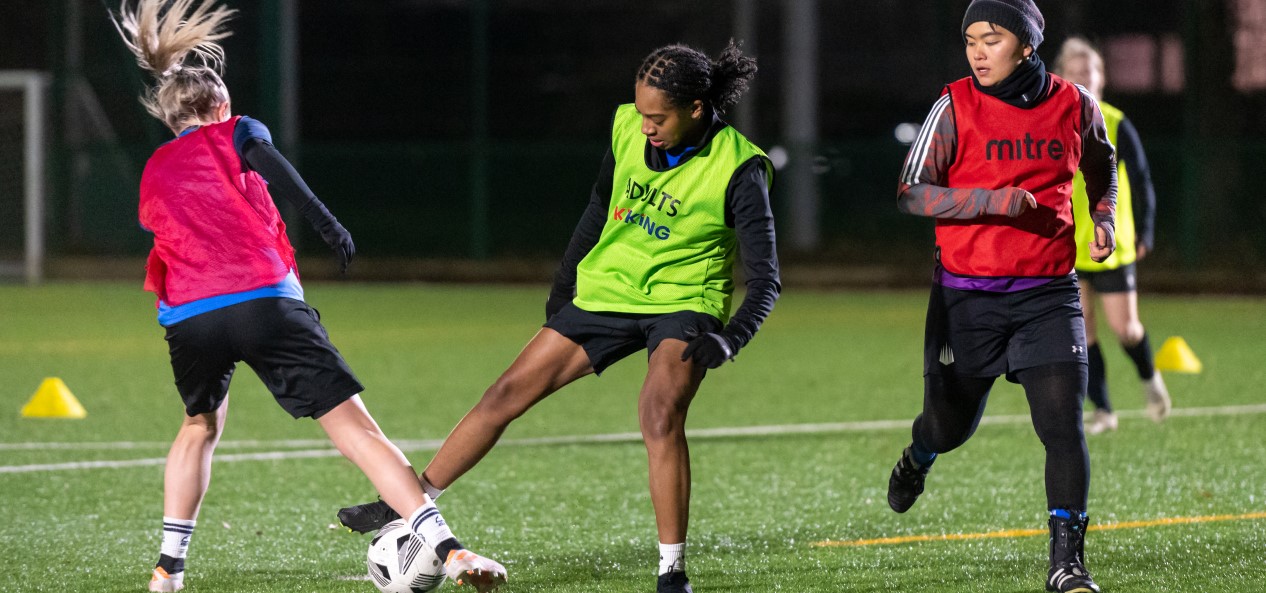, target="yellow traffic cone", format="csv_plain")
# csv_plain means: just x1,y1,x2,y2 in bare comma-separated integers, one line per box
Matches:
1154,337,1202,374
20,377,88,418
